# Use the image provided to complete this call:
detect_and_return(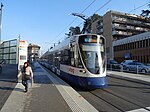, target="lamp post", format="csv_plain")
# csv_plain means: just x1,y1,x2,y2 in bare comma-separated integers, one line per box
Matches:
0,3,4,44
